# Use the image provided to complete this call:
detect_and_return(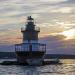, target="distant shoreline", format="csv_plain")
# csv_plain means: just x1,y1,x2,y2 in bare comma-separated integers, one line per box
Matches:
45,54,75,59
0,52,75,59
